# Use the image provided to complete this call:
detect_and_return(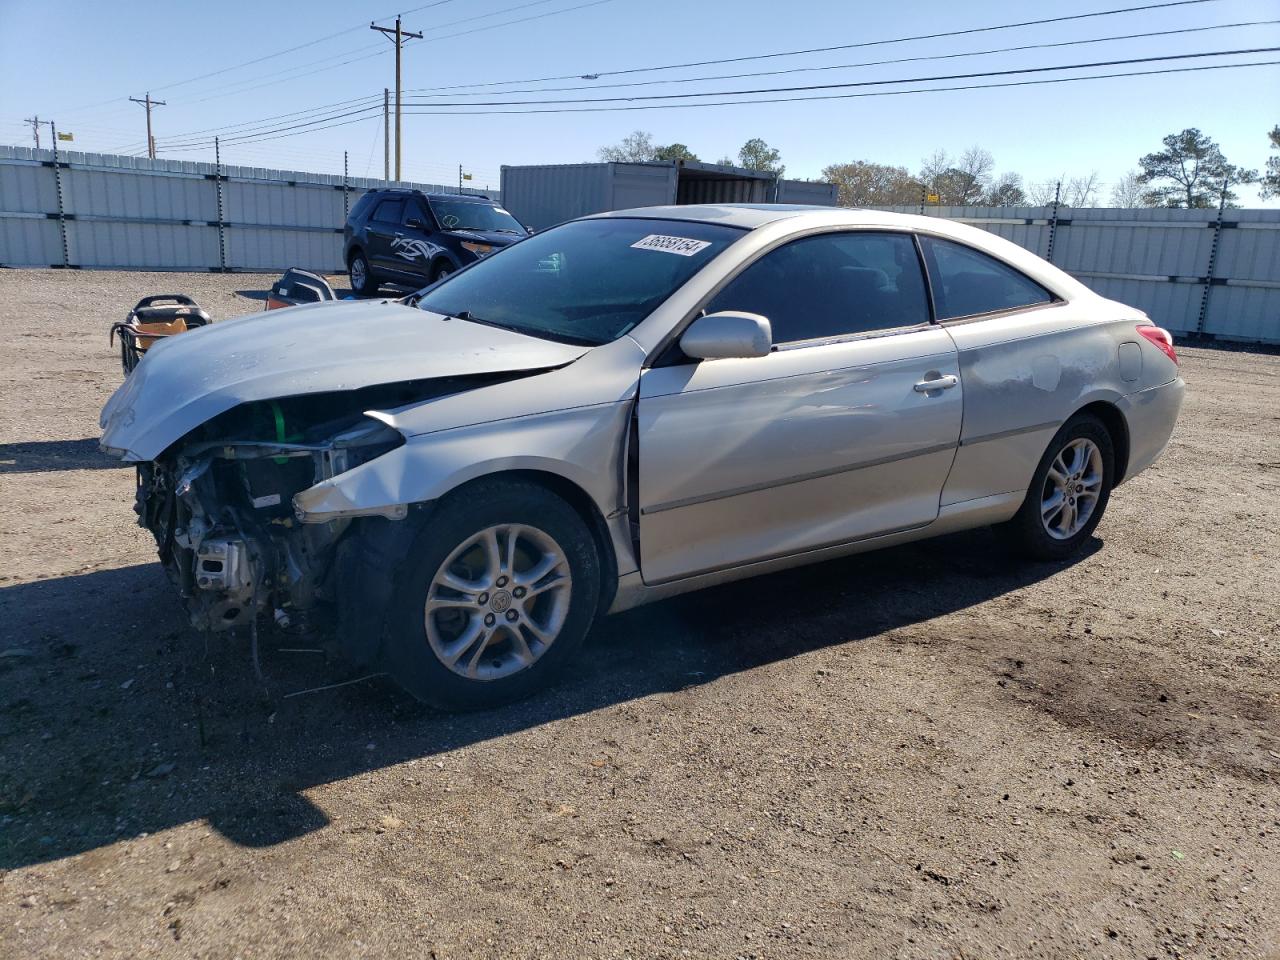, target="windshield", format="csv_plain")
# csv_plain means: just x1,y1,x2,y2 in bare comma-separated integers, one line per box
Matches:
429,199,525,233
415,217,744,345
